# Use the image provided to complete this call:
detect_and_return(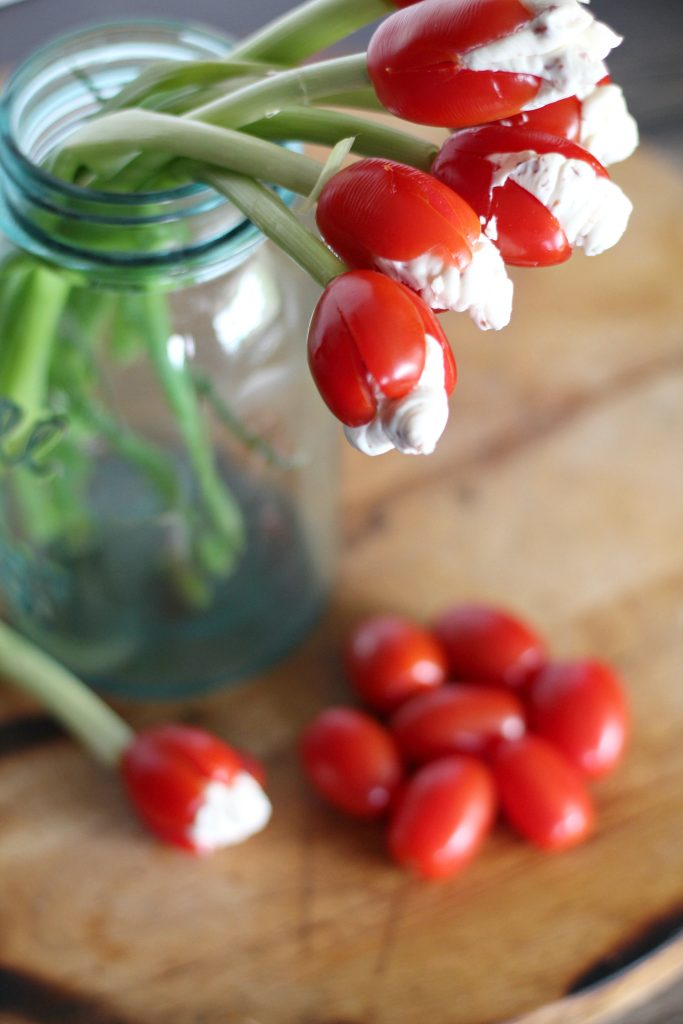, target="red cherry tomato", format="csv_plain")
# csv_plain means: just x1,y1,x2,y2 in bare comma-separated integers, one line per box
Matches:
307,270,455,428
433,603,546,690
344,614,448,714
491,736,595,851
432,126,608,266
299,707,403,819
388,756,496,879
368,0,541,128
390,683,525,763
527,660,630,778
499,95,582,143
